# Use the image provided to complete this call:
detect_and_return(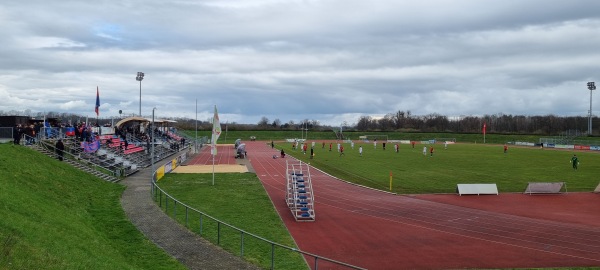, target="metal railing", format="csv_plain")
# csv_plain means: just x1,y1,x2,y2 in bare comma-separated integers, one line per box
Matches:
150,153,366,270
30,135,122,179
